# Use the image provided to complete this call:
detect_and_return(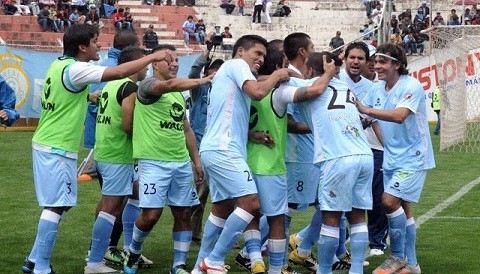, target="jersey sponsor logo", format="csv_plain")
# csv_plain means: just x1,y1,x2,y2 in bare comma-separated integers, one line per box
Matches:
160,102,185,131
41,78,55,111
0,50,30,109
97,91,111,125
341,124,360,137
